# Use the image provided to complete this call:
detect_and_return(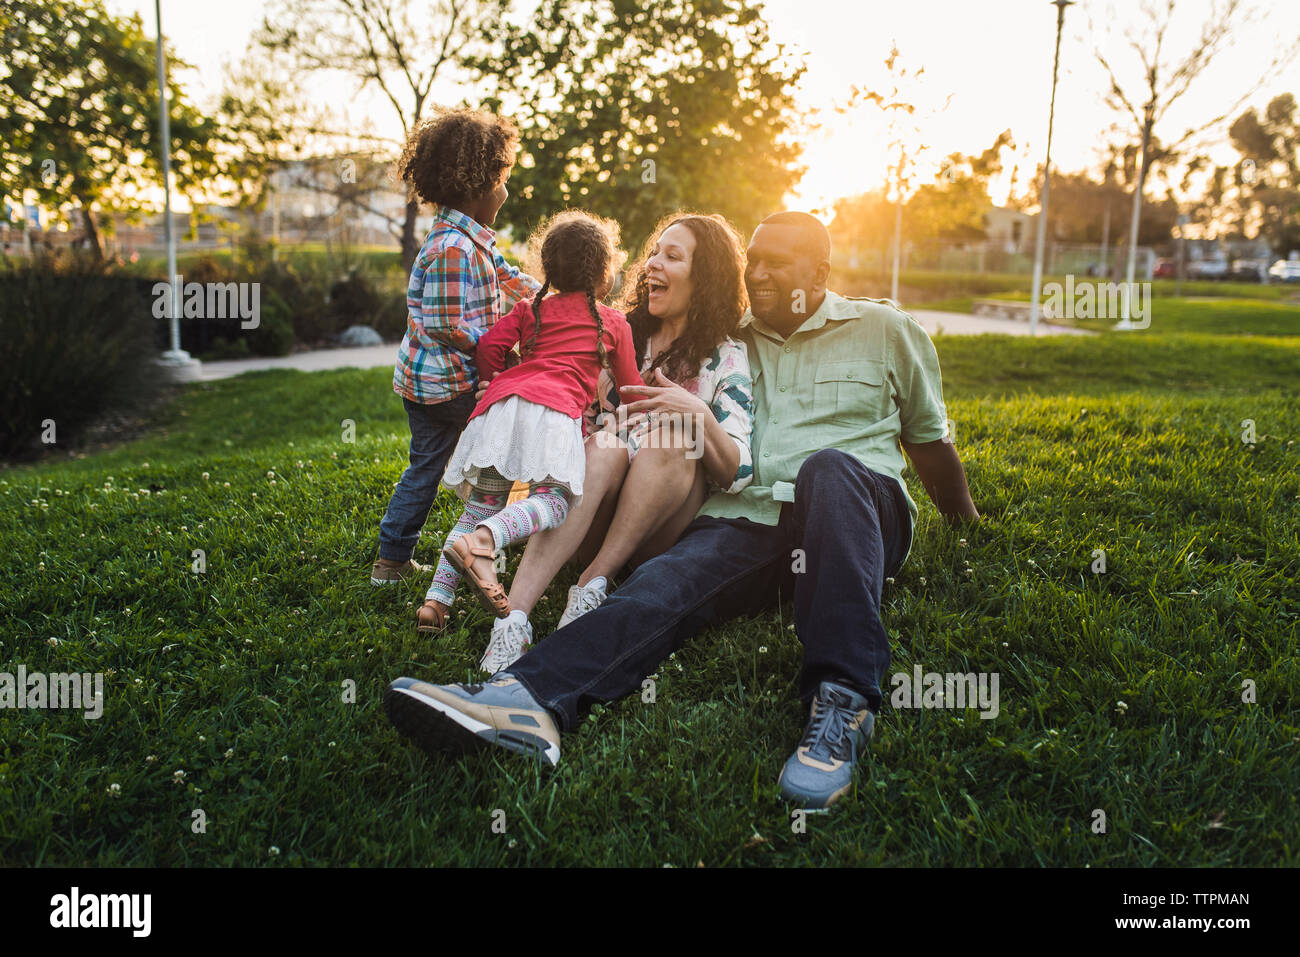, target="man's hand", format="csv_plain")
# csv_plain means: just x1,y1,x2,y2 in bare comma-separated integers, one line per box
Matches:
901,436,980,525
